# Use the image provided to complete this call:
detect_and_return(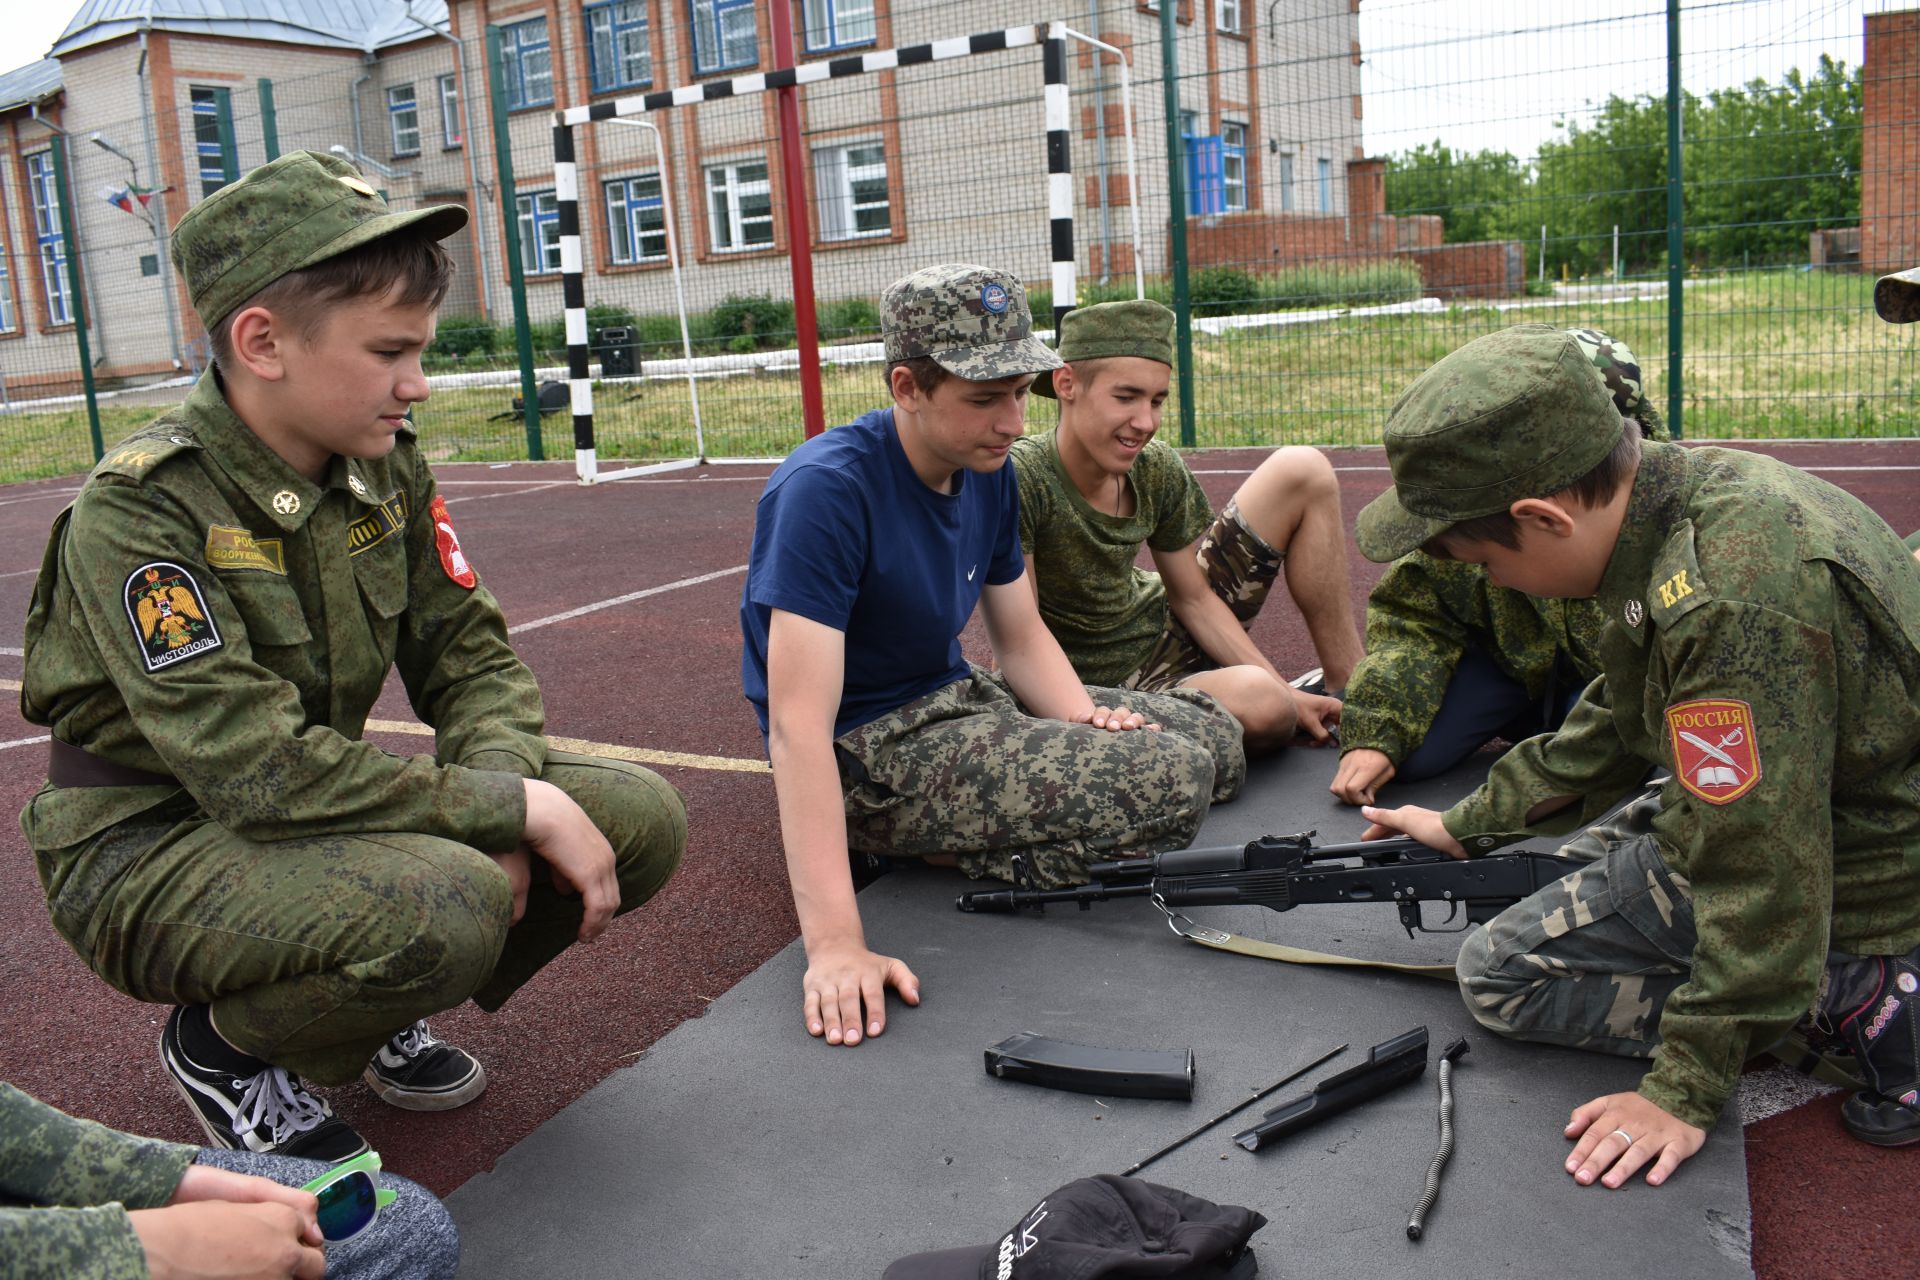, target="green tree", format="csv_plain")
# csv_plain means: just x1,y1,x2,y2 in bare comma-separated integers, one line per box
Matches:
1383,142,1533,245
